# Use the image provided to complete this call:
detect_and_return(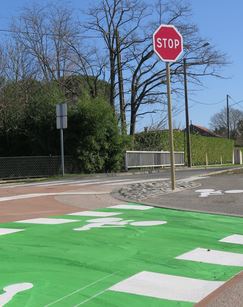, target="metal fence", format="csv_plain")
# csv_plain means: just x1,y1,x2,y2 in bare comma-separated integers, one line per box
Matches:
125,150,185,170
0,156,74,179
